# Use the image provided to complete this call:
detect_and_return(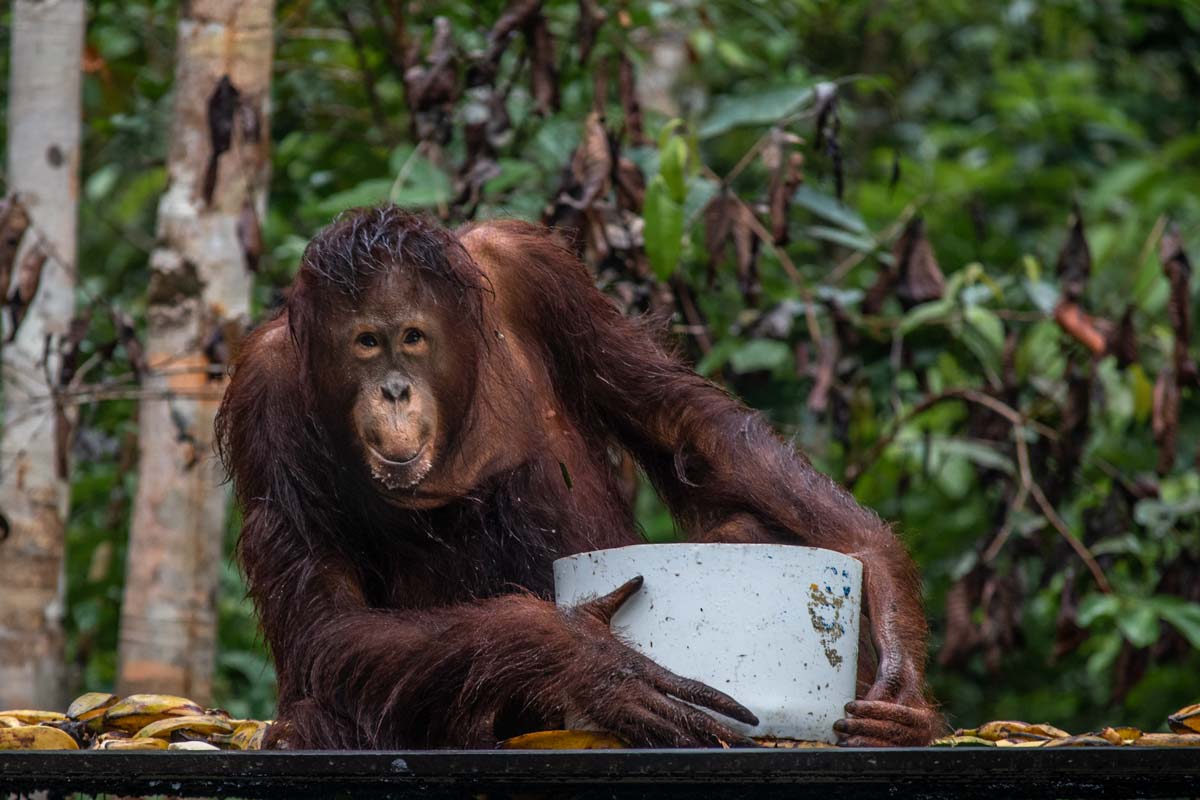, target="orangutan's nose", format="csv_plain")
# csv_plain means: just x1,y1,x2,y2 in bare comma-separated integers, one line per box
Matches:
381,376,411,404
